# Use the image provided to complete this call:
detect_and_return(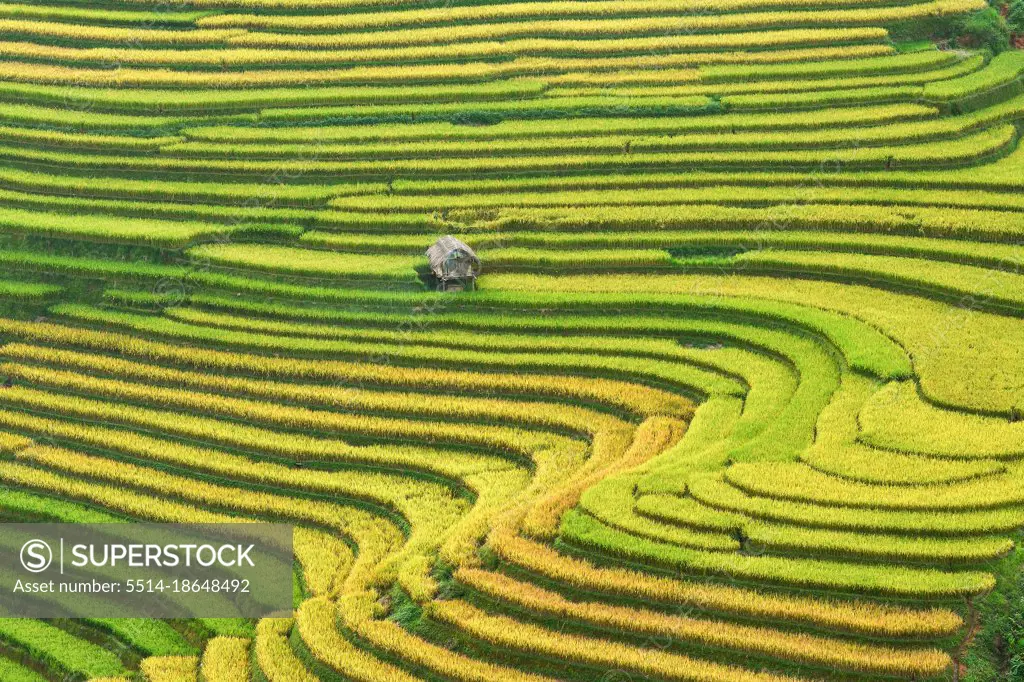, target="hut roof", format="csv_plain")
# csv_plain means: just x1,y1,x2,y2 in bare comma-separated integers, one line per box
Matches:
426,235,479,276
